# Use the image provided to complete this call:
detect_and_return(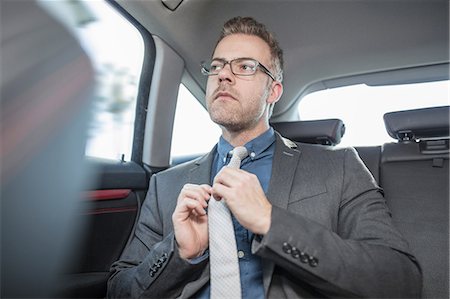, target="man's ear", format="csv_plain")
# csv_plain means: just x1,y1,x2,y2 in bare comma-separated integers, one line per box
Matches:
267,81,283,105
